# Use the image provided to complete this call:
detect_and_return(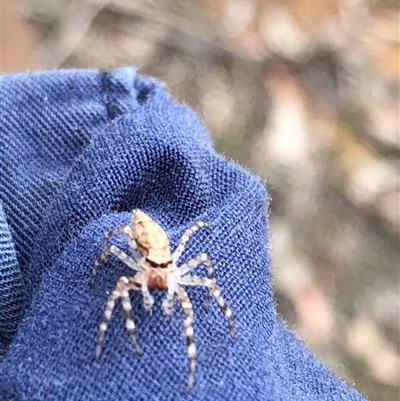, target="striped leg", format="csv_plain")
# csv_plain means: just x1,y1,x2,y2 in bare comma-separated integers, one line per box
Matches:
109,245,141,272
95,276,142,360
175,287,197,388
91,224,140,285
163,276,176,315
179,276,235,338
140,279,154,313
173,221,209,262
178,253,216,308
